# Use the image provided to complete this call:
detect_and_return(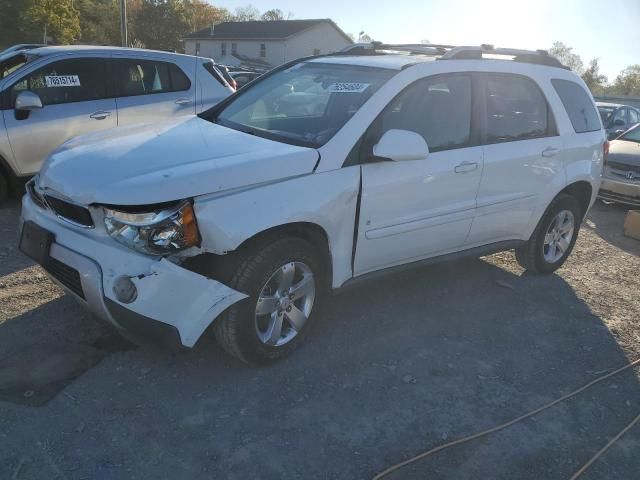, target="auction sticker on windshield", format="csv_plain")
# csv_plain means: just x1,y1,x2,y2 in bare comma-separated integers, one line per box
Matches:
327,82,370,93
45,75,81,87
